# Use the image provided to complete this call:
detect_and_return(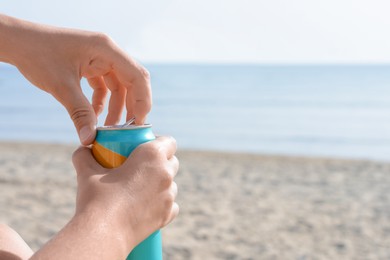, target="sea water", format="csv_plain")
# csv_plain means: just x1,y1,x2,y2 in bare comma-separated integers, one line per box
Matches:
1,63,390,161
